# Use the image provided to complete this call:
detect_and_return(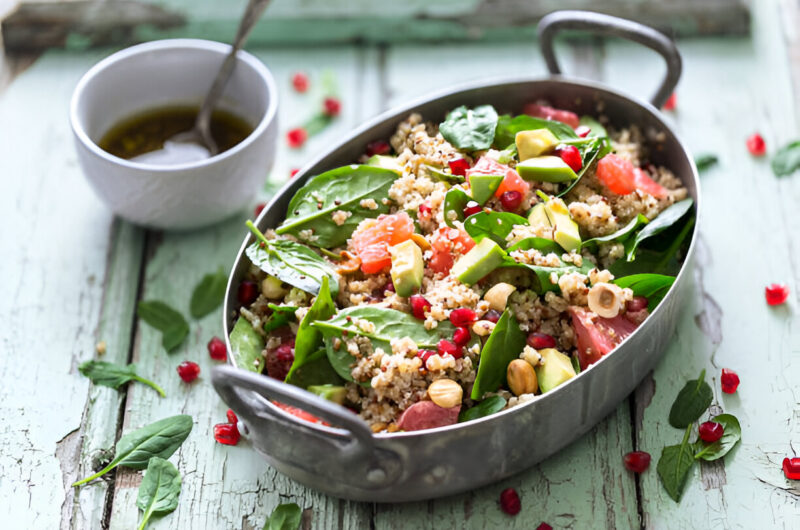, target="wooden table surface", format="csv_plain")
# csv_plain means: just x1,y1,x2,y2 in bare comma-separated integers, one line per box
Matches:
2,0,799,528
